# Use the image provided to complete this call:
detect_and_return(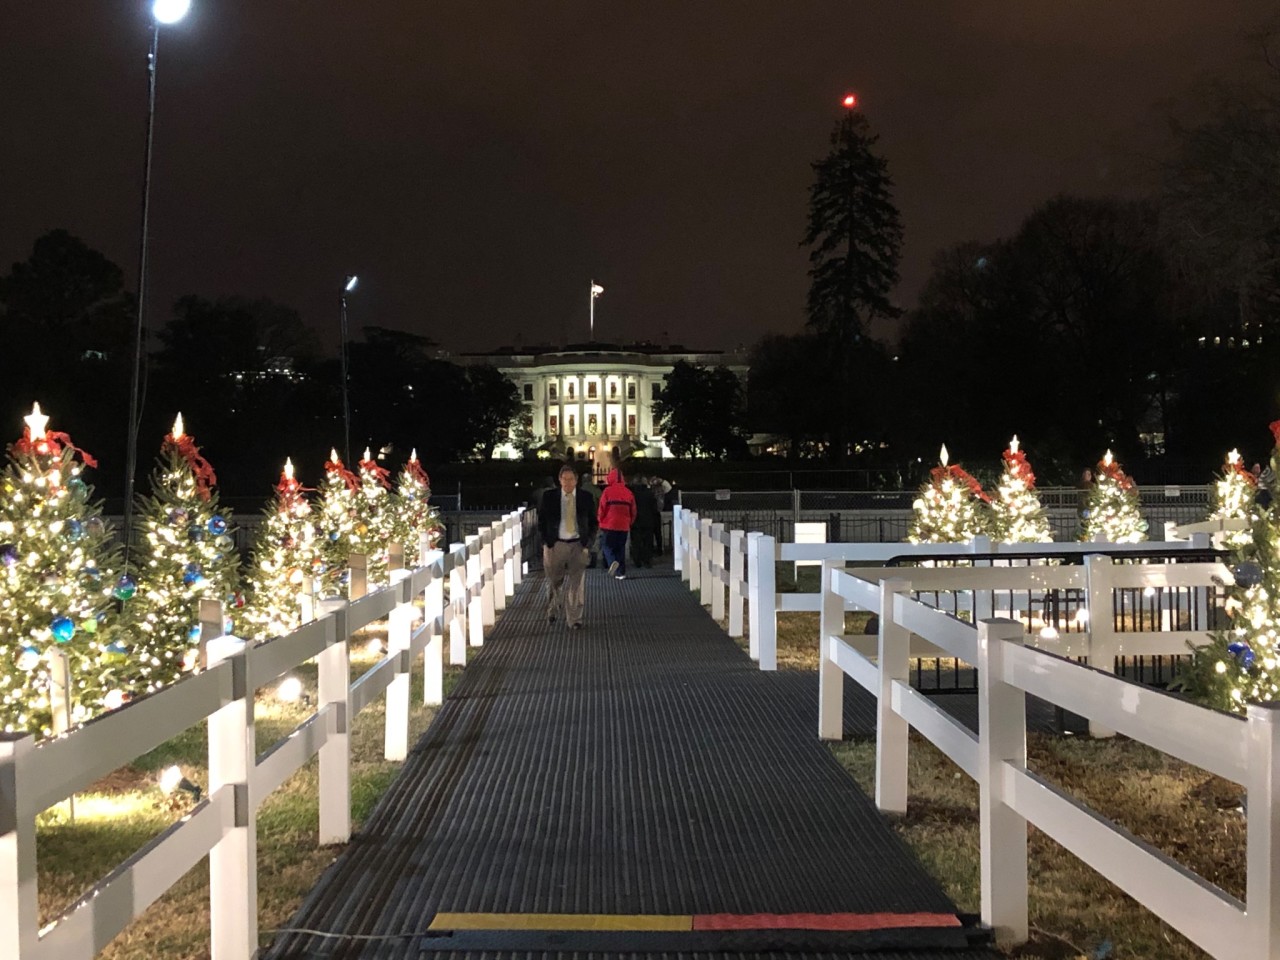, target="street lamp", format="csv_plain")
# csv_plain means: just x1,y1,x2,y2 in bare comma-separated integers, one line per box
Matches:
340,275,358,464
122,0,192,562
